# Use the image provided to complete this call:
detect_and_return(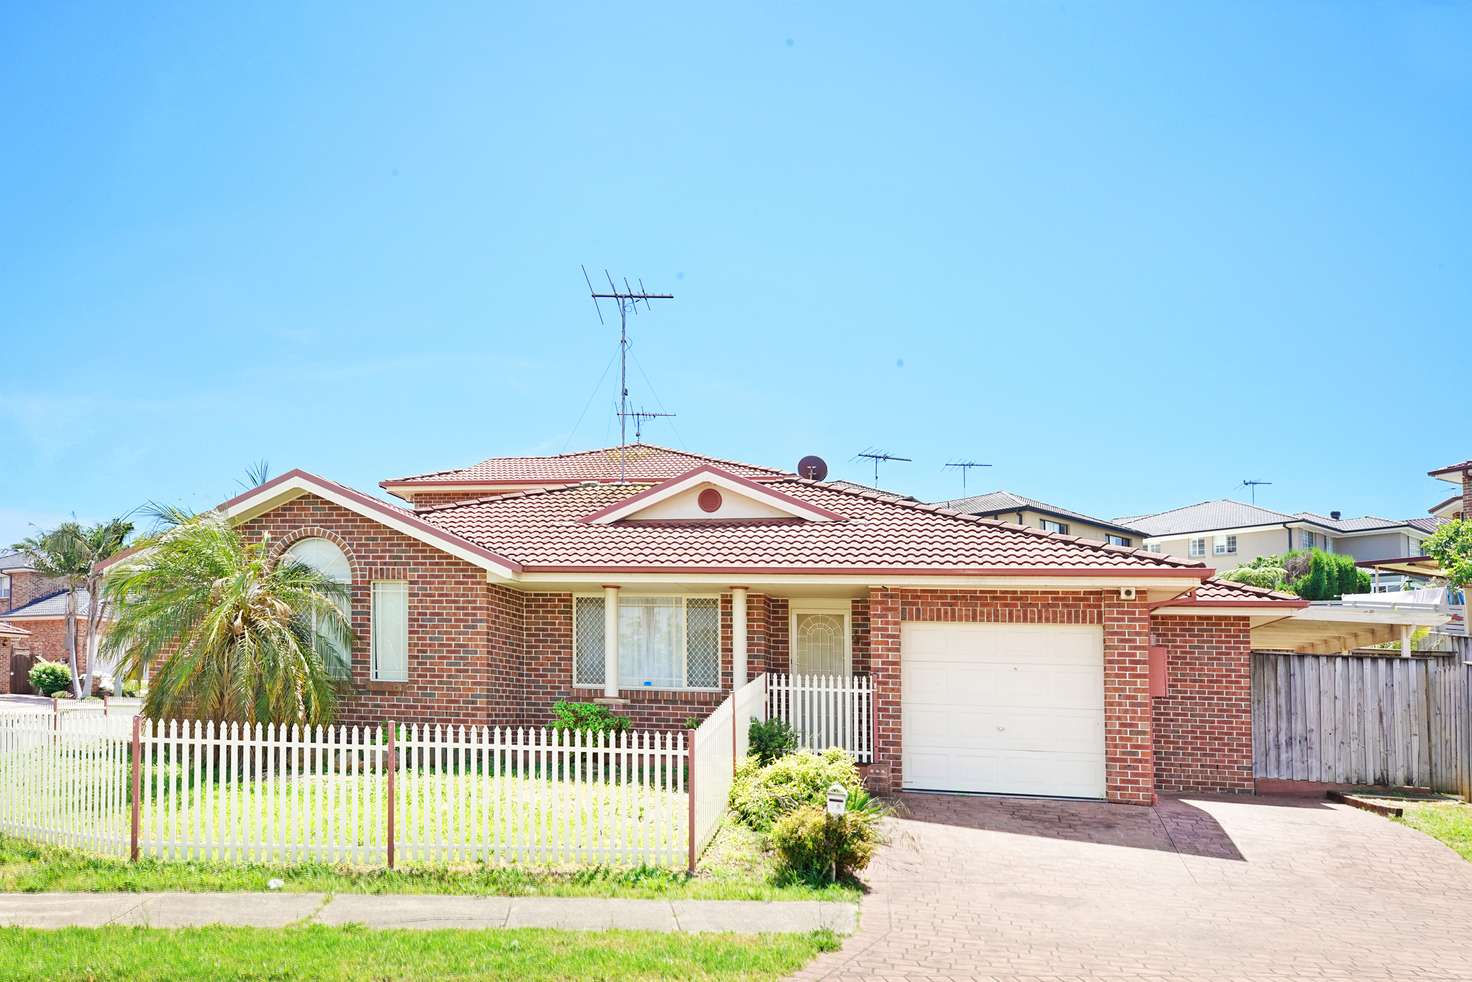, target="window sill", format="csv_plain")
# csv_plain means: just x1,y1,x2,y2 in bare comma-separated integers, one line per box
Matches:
365,680,409,692
573,684,723,696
